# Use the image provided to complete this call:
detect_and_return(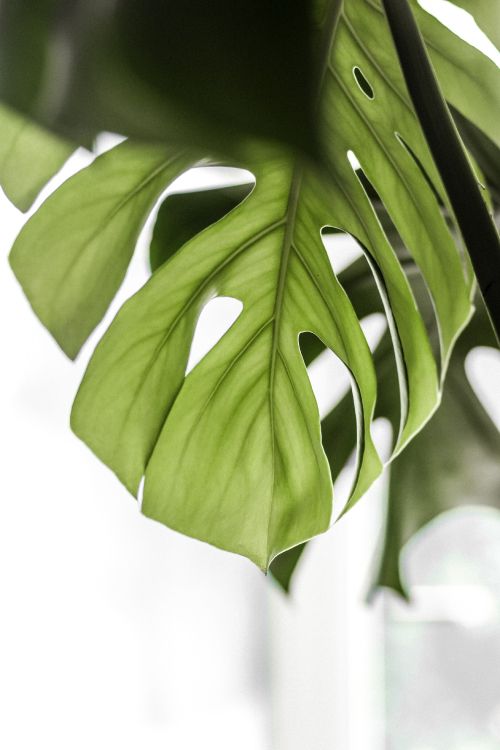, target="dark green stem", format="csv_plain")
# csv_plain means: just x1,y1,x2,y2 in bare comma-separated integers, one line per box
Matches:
381,0,500,344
